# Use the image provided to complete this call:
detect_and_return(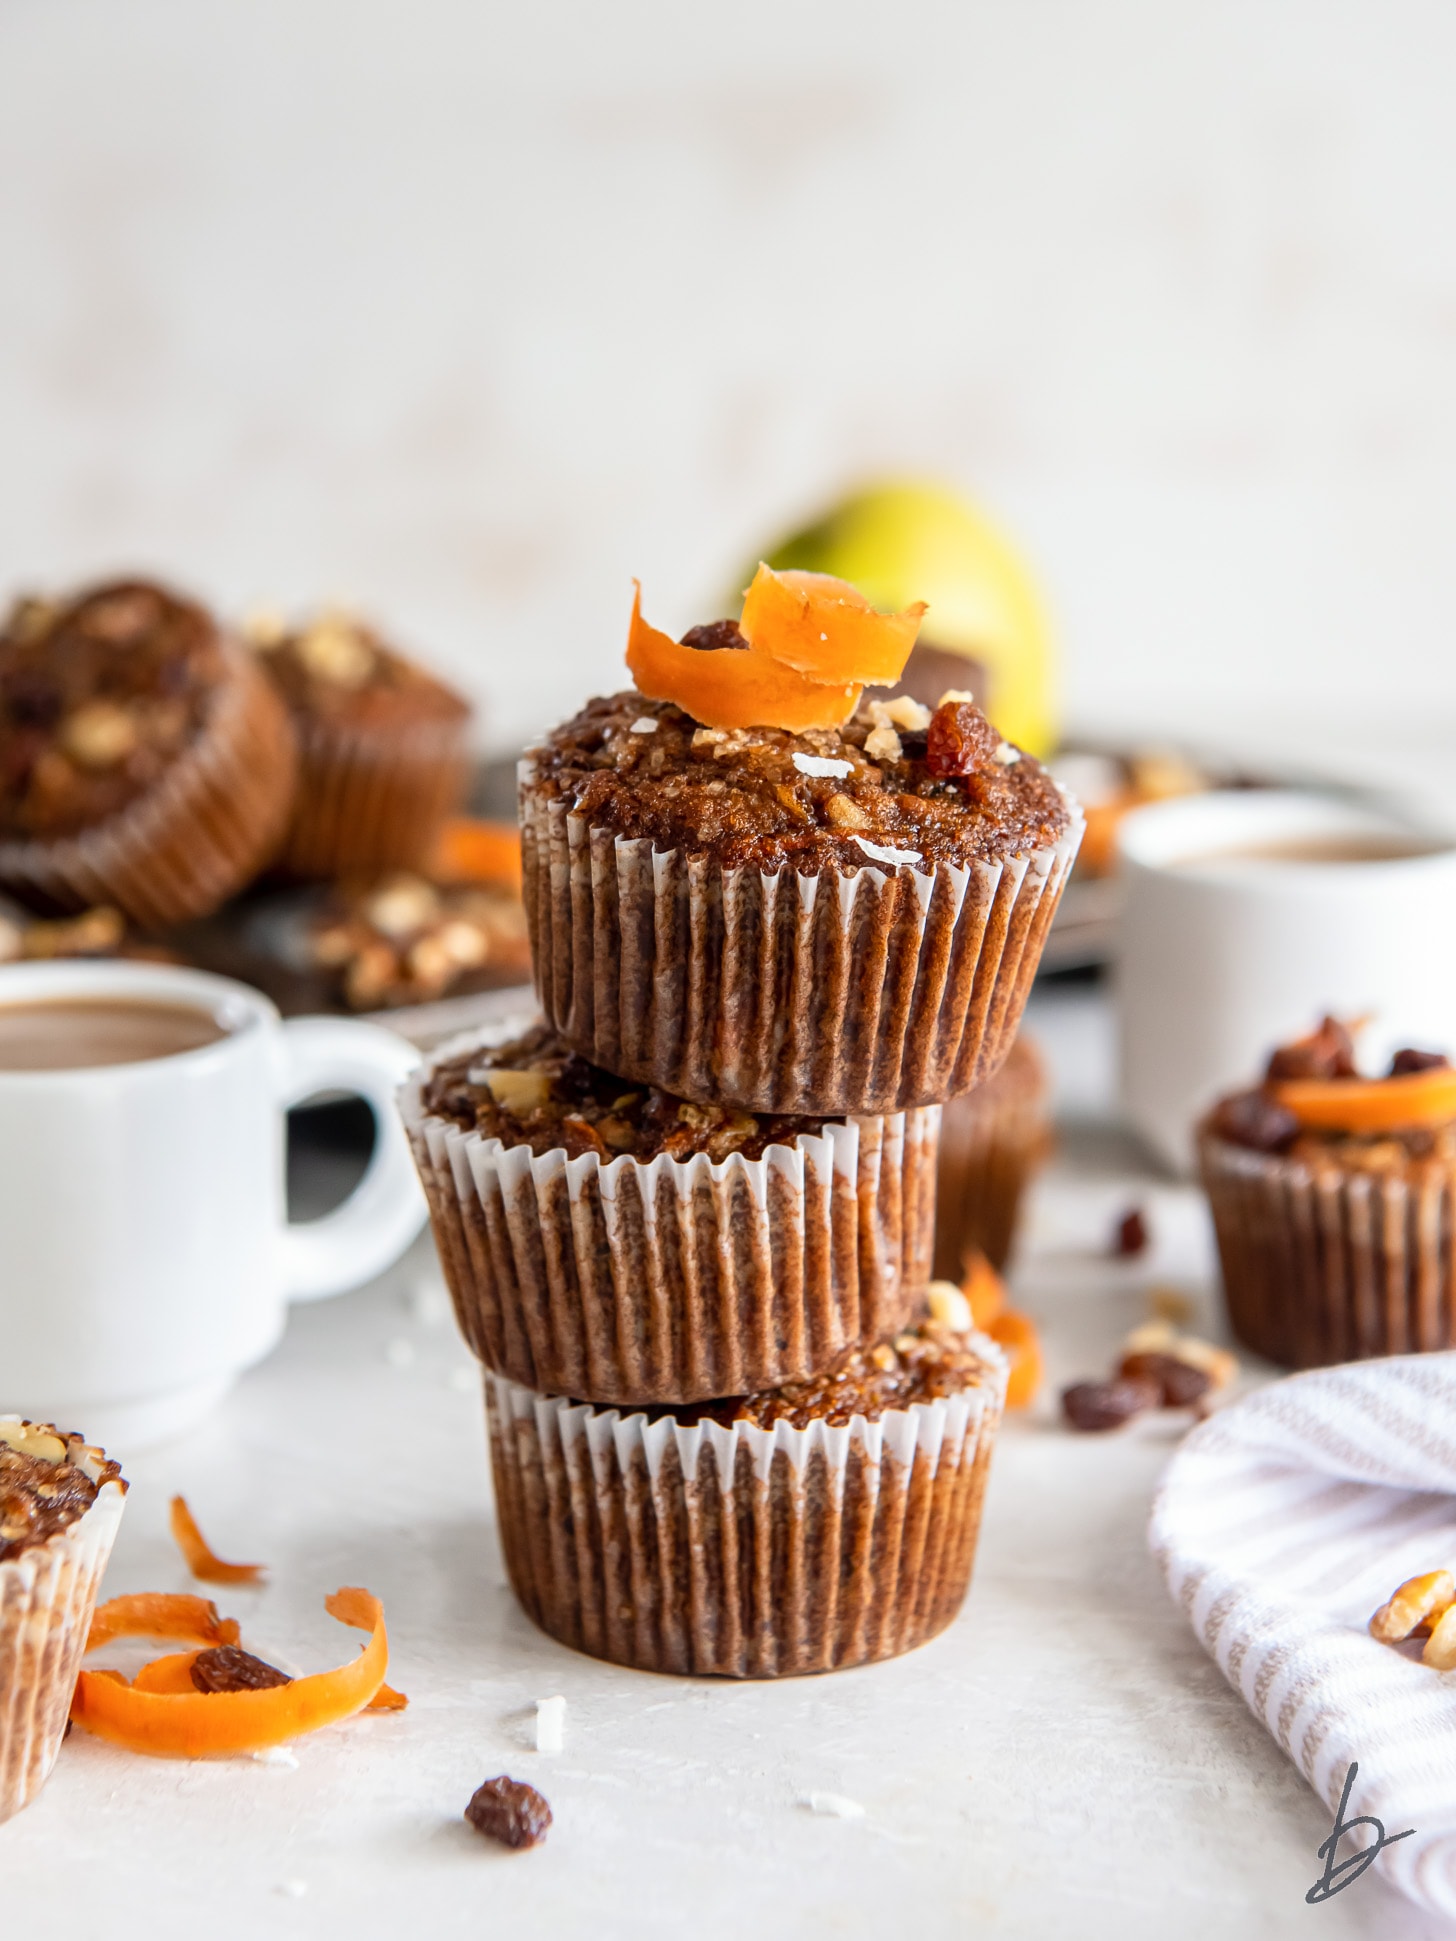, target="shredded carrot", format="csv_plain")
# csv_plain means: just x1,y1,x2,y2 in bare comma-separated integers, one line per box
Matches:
427,817,523,891
960,1248,1008,1330
87,1593,240,1652
737,565,925,686
71,1588,389,1758
986,1308,1043,1409
368,1683,409,1712
169,1496,265,1586
133,1651,206,1695
1270,1066,1456,1134
626,583,862,733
